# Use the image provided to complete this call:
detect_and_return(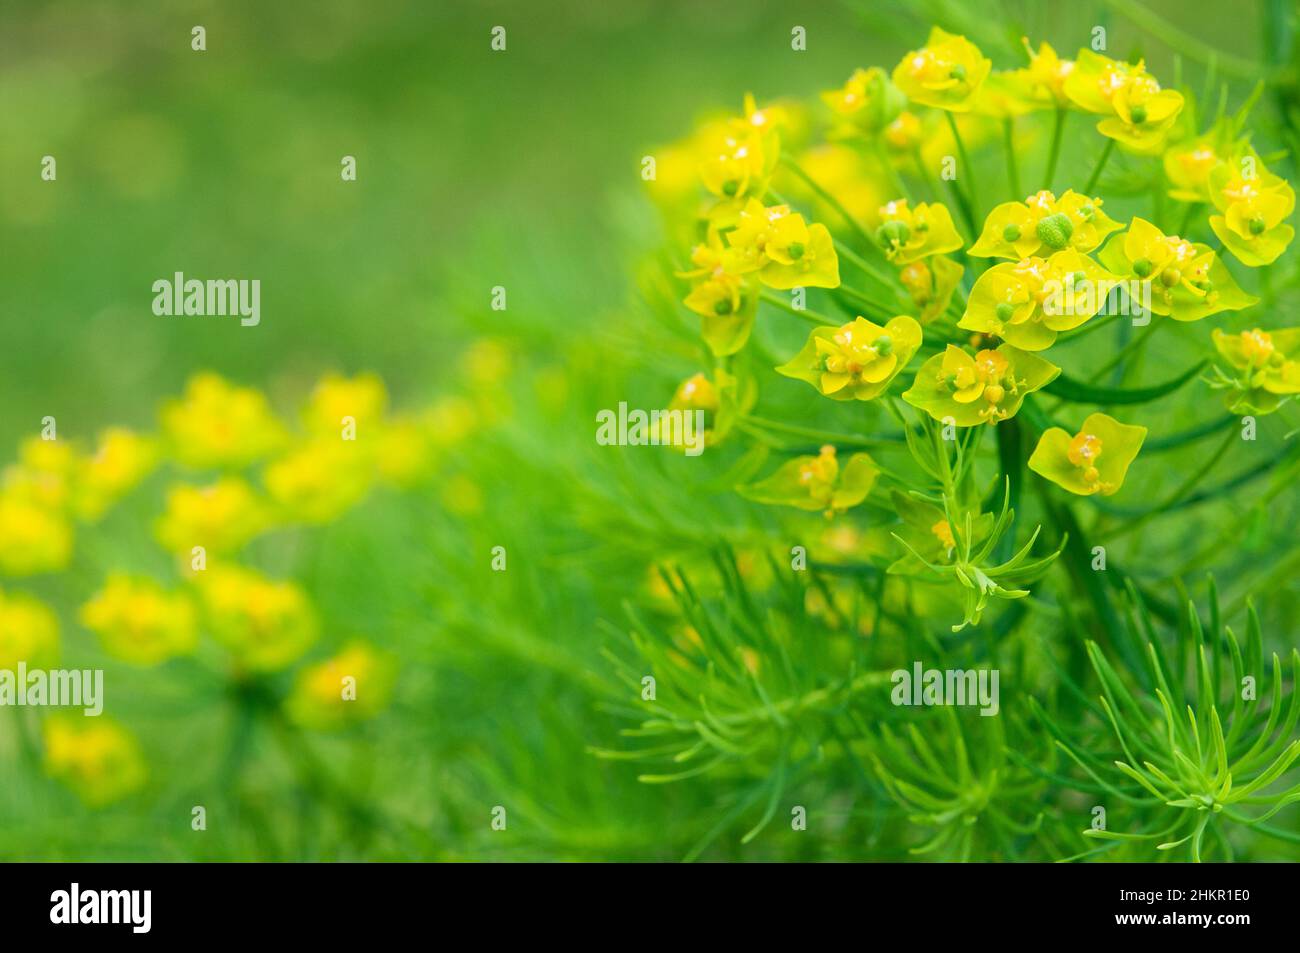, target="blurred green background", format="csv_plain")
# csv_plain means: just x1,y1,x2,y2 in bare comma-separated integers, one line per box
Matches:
1,0,1295,860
